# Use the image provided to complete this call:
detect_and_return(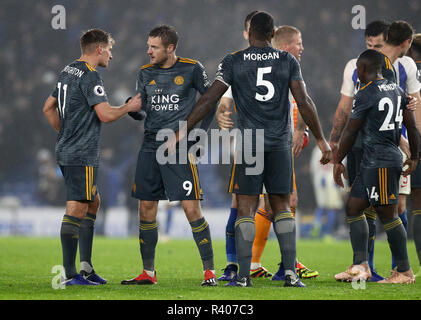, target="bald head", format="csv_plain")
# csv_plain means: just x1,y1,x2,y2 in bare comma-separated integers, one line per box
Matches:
272,25,303,60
